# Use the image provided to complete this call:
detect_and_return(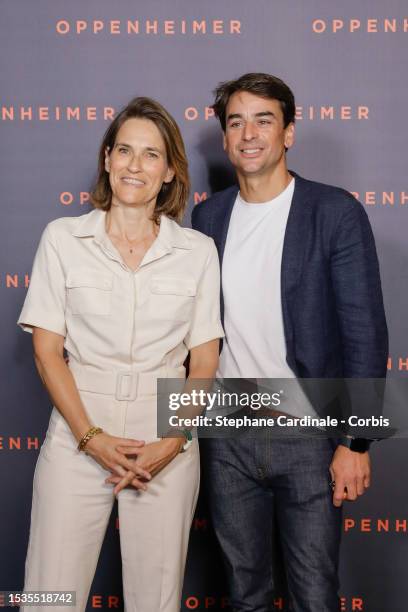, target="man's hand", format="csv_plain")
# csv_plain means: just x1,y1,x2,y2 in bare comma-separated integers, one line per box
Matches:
329,445,371,507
